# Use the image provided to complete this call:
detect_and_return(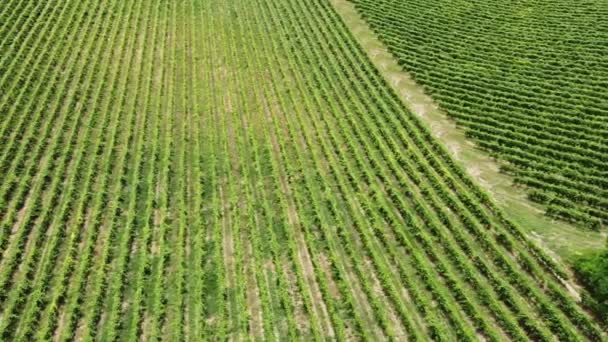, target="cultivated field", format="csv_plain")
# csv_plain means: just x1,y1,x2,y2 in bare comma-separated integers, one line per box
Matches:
0,0,605,340
351,0,608,230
